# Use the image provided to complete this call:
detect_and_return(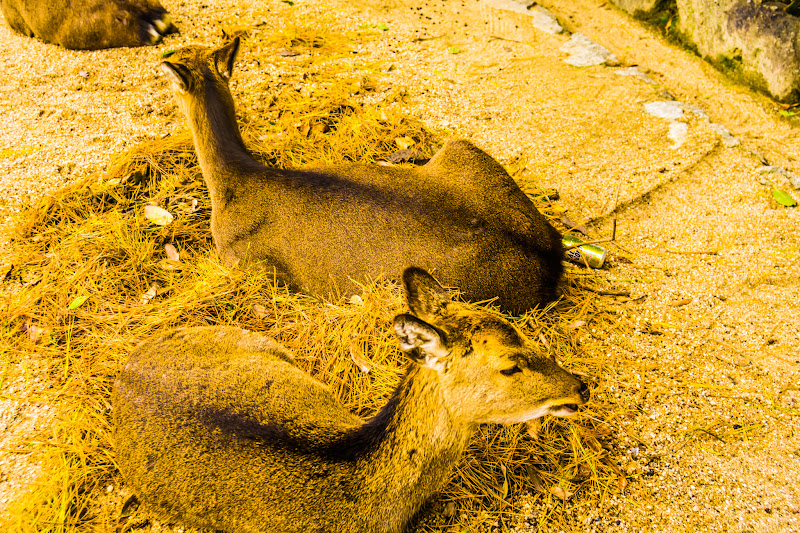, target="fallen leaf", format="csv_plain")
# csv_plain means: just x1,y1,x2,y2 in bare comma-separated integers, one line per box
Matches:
617,475,628,492
560,215,588,235
526,418,542,440
585,436,604,452
158,259,184,271
538,333,550,350
144,205,174,226
164,244,180,262
669,298,692,307
773,187,797,207
570,319,587,328
526,465,545,492
442,501,456,517
26,324,47,342
140,283,160,304
395,136,414,150
386,149,424,164
252,304,268,319
349,344,372,373
68,295,88,310
550,486,573,500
